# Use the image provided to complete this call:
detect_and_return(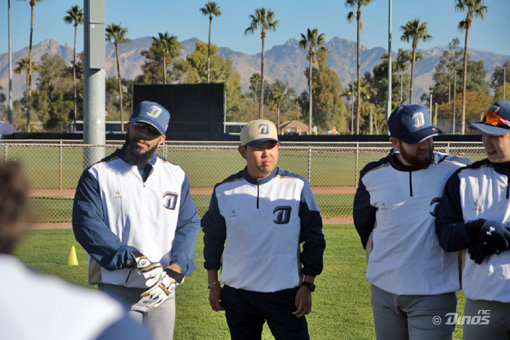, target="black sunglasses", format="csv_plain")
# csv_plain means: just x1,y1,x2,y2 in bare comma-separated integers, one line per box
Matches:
131,122,161,135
